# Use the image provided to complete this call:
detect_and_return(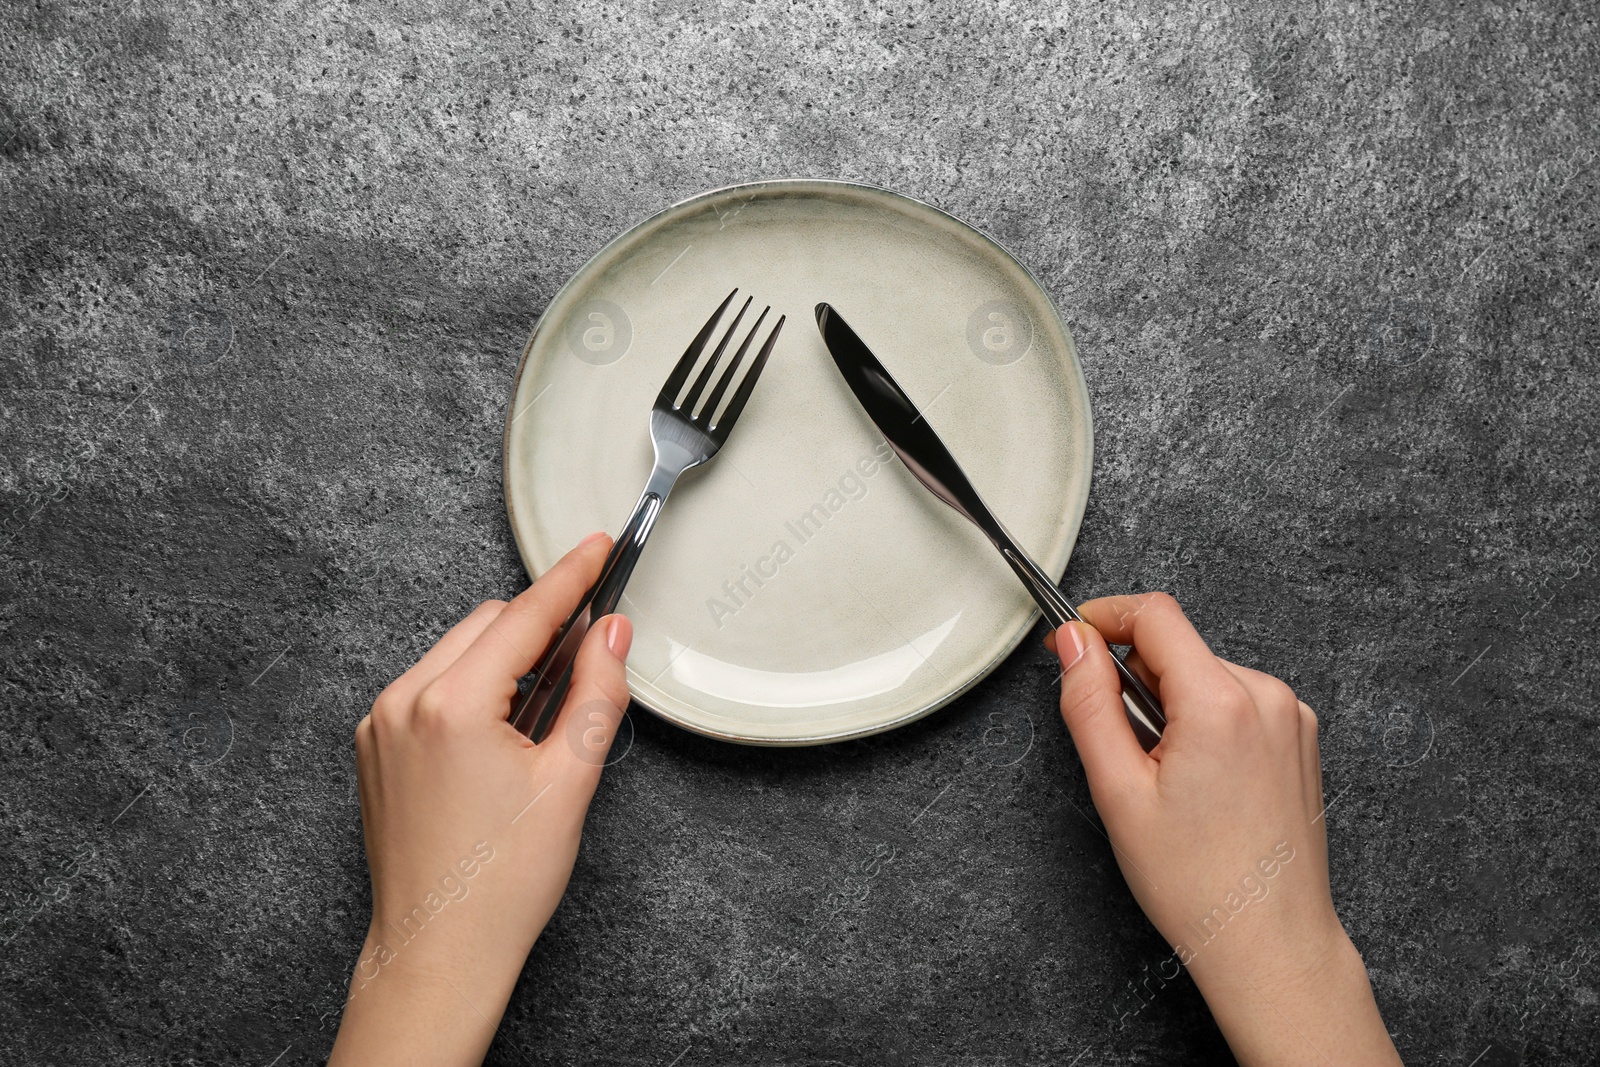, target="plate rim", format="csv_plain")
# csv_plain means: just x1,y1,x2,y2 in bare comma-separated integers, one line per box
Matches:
502,177,1094,746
